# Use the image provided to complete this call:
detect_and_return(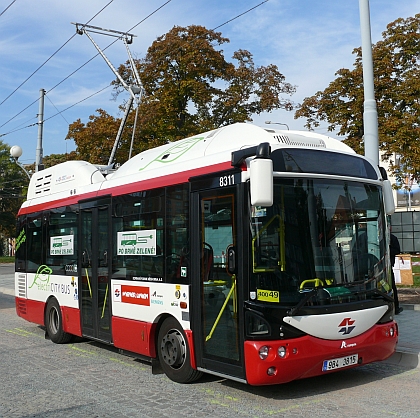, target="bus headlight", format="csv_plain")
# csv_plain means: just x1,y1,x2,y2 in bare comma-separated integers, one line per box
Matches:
277,346,287,358
259,346,269,360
